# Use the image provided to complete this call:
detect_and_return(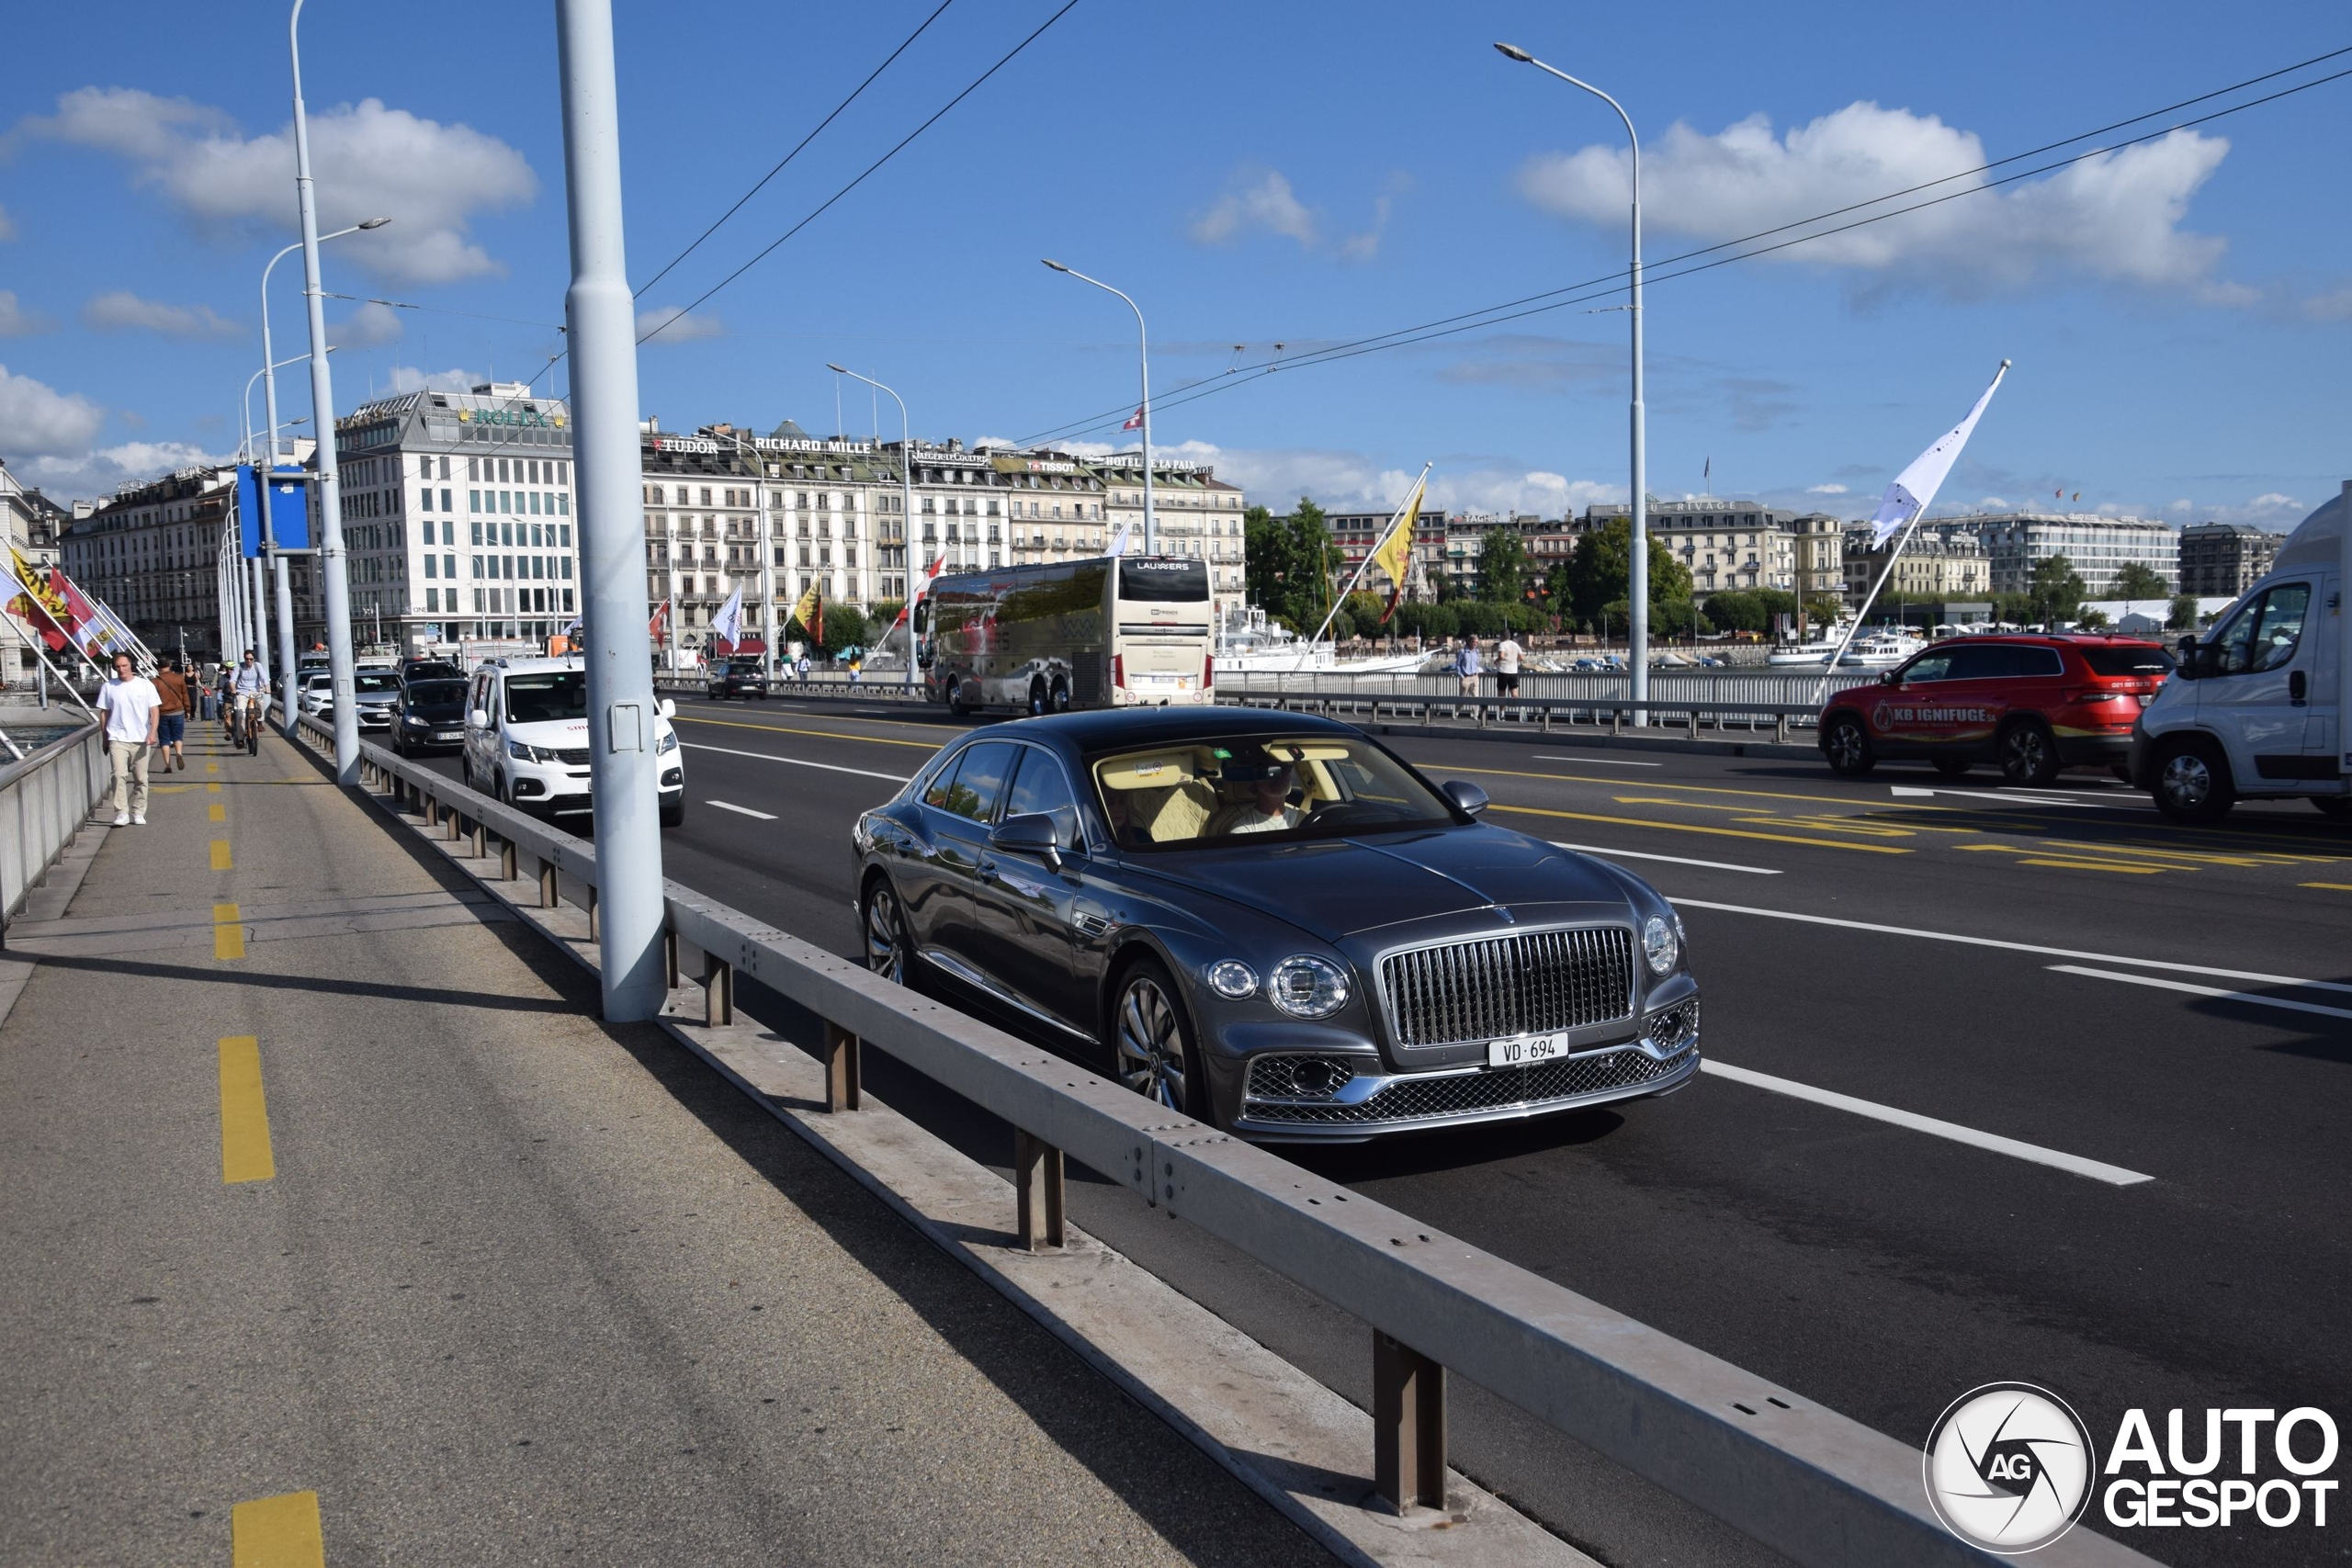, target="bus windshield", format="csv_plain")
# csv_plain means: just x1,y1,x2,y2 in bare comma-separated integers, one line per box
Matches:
1117,558,1208,603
